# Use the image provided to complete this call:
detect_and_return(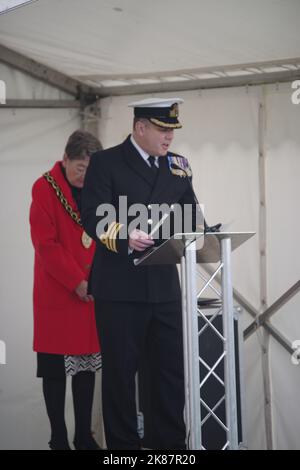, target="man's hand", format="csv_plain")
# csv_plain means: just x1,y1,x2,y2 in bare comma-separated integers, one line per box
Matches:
75,280,94,302
129,229,155,252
